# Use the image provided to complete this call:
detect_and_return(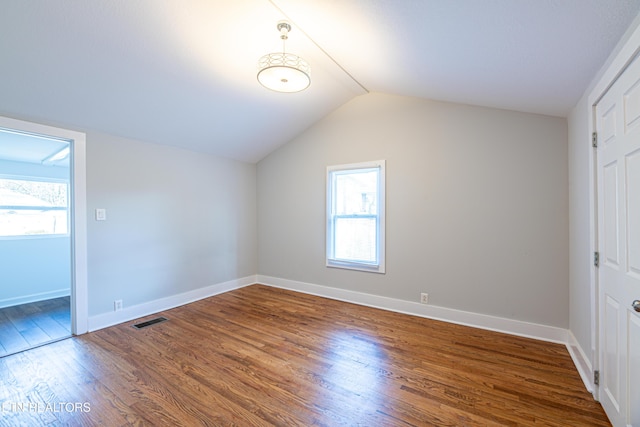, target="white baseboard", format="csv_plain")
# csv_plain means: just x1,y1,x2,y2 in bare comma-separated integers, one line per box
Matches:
256,275,569,344
87,275,257,332
85,274,569,344
0,288,71,309
567,330,595,393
